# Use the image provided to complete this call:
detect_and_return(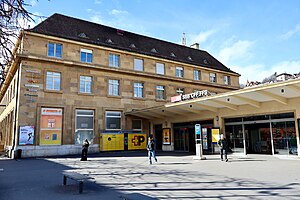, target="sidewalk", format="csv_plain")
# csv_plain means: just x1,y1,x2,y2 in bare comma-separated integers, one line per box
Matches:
1,151,300,200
